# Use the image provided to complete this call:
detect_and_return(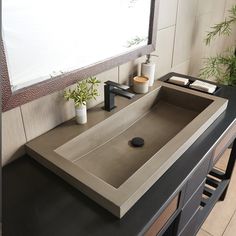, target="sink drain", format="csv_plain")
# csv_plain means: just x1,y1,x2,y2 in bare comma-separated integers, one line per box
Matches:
130,137,144,147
